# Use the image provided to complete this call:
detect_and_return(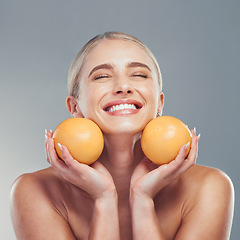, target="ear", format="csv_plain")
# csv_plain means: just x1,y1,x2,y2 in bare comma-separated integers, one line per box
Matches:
66,96,84,118
157,92,165,116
